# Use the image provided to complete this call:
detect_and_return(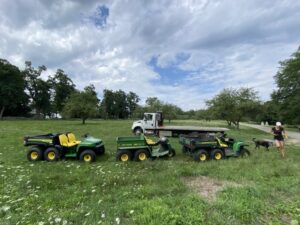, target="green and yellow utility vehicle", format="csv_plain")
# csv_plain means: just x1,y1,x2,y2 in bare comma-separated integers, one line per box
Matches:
24,133,105,162
179,132,250,162
115,134,176,162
